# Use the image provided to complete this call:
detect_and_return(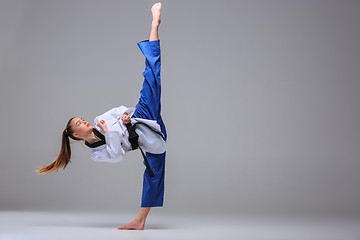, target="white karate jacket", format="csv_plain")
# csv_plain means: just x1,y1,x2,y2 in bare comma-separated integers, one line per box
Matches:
86,105,166,163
